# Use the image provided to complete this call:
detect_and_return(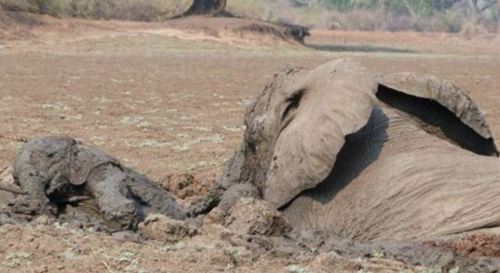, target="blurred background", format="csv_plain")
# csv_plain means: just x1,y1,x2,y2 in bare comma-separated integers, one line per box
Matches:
0,0,498,34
